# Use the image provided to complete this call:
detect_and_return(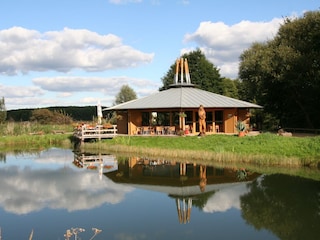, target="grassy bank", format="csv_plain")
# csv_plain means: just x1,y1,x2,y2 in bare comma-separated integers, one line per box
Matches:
1,122,320,168
1,130,319,180
82,133,320,168
0,134,73,151
0,122,74,151
0,122,74,136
